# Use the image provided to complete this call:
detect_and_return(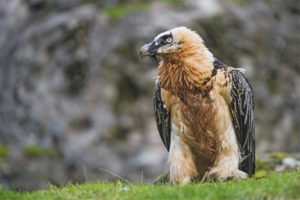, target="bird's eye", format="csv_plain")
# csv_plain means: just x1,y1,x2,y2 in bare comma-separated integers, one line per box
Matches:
166,37,173,43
